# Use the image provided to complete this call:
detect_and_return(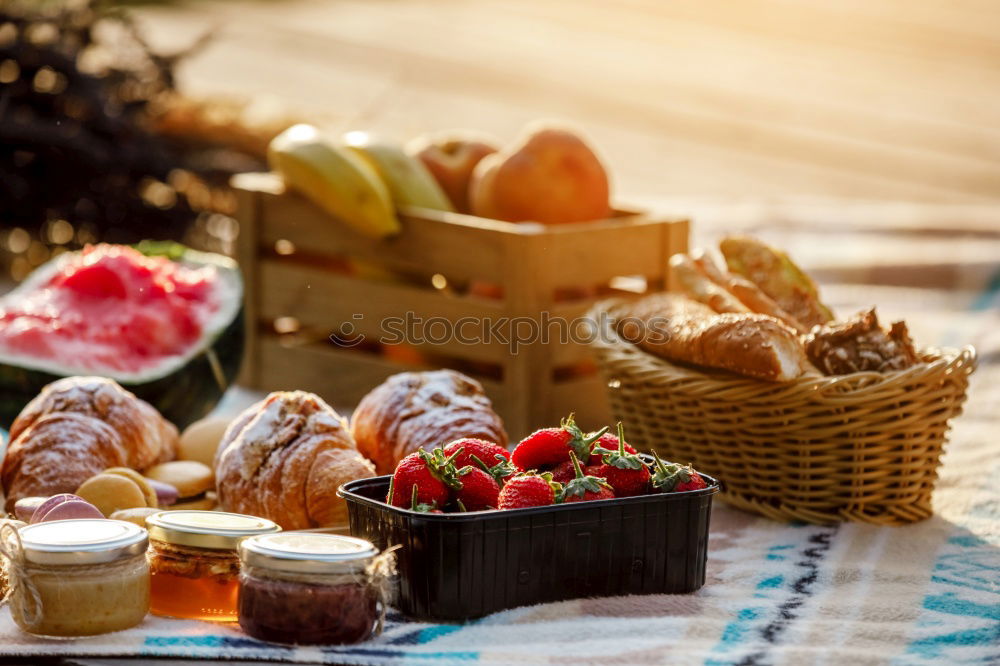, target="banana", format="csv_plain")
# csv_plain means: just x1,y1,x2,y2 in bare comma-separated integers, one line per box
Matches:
268,124,400,238
342,131,454,212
